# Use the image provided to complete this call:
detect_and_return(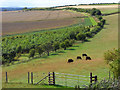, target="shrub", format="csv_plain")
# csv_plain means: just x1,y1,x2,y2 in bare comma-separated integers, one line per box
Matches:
104,49,120,78
29,49,35,58
60,42,66,50
76,33,86,41
53,42,60,52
